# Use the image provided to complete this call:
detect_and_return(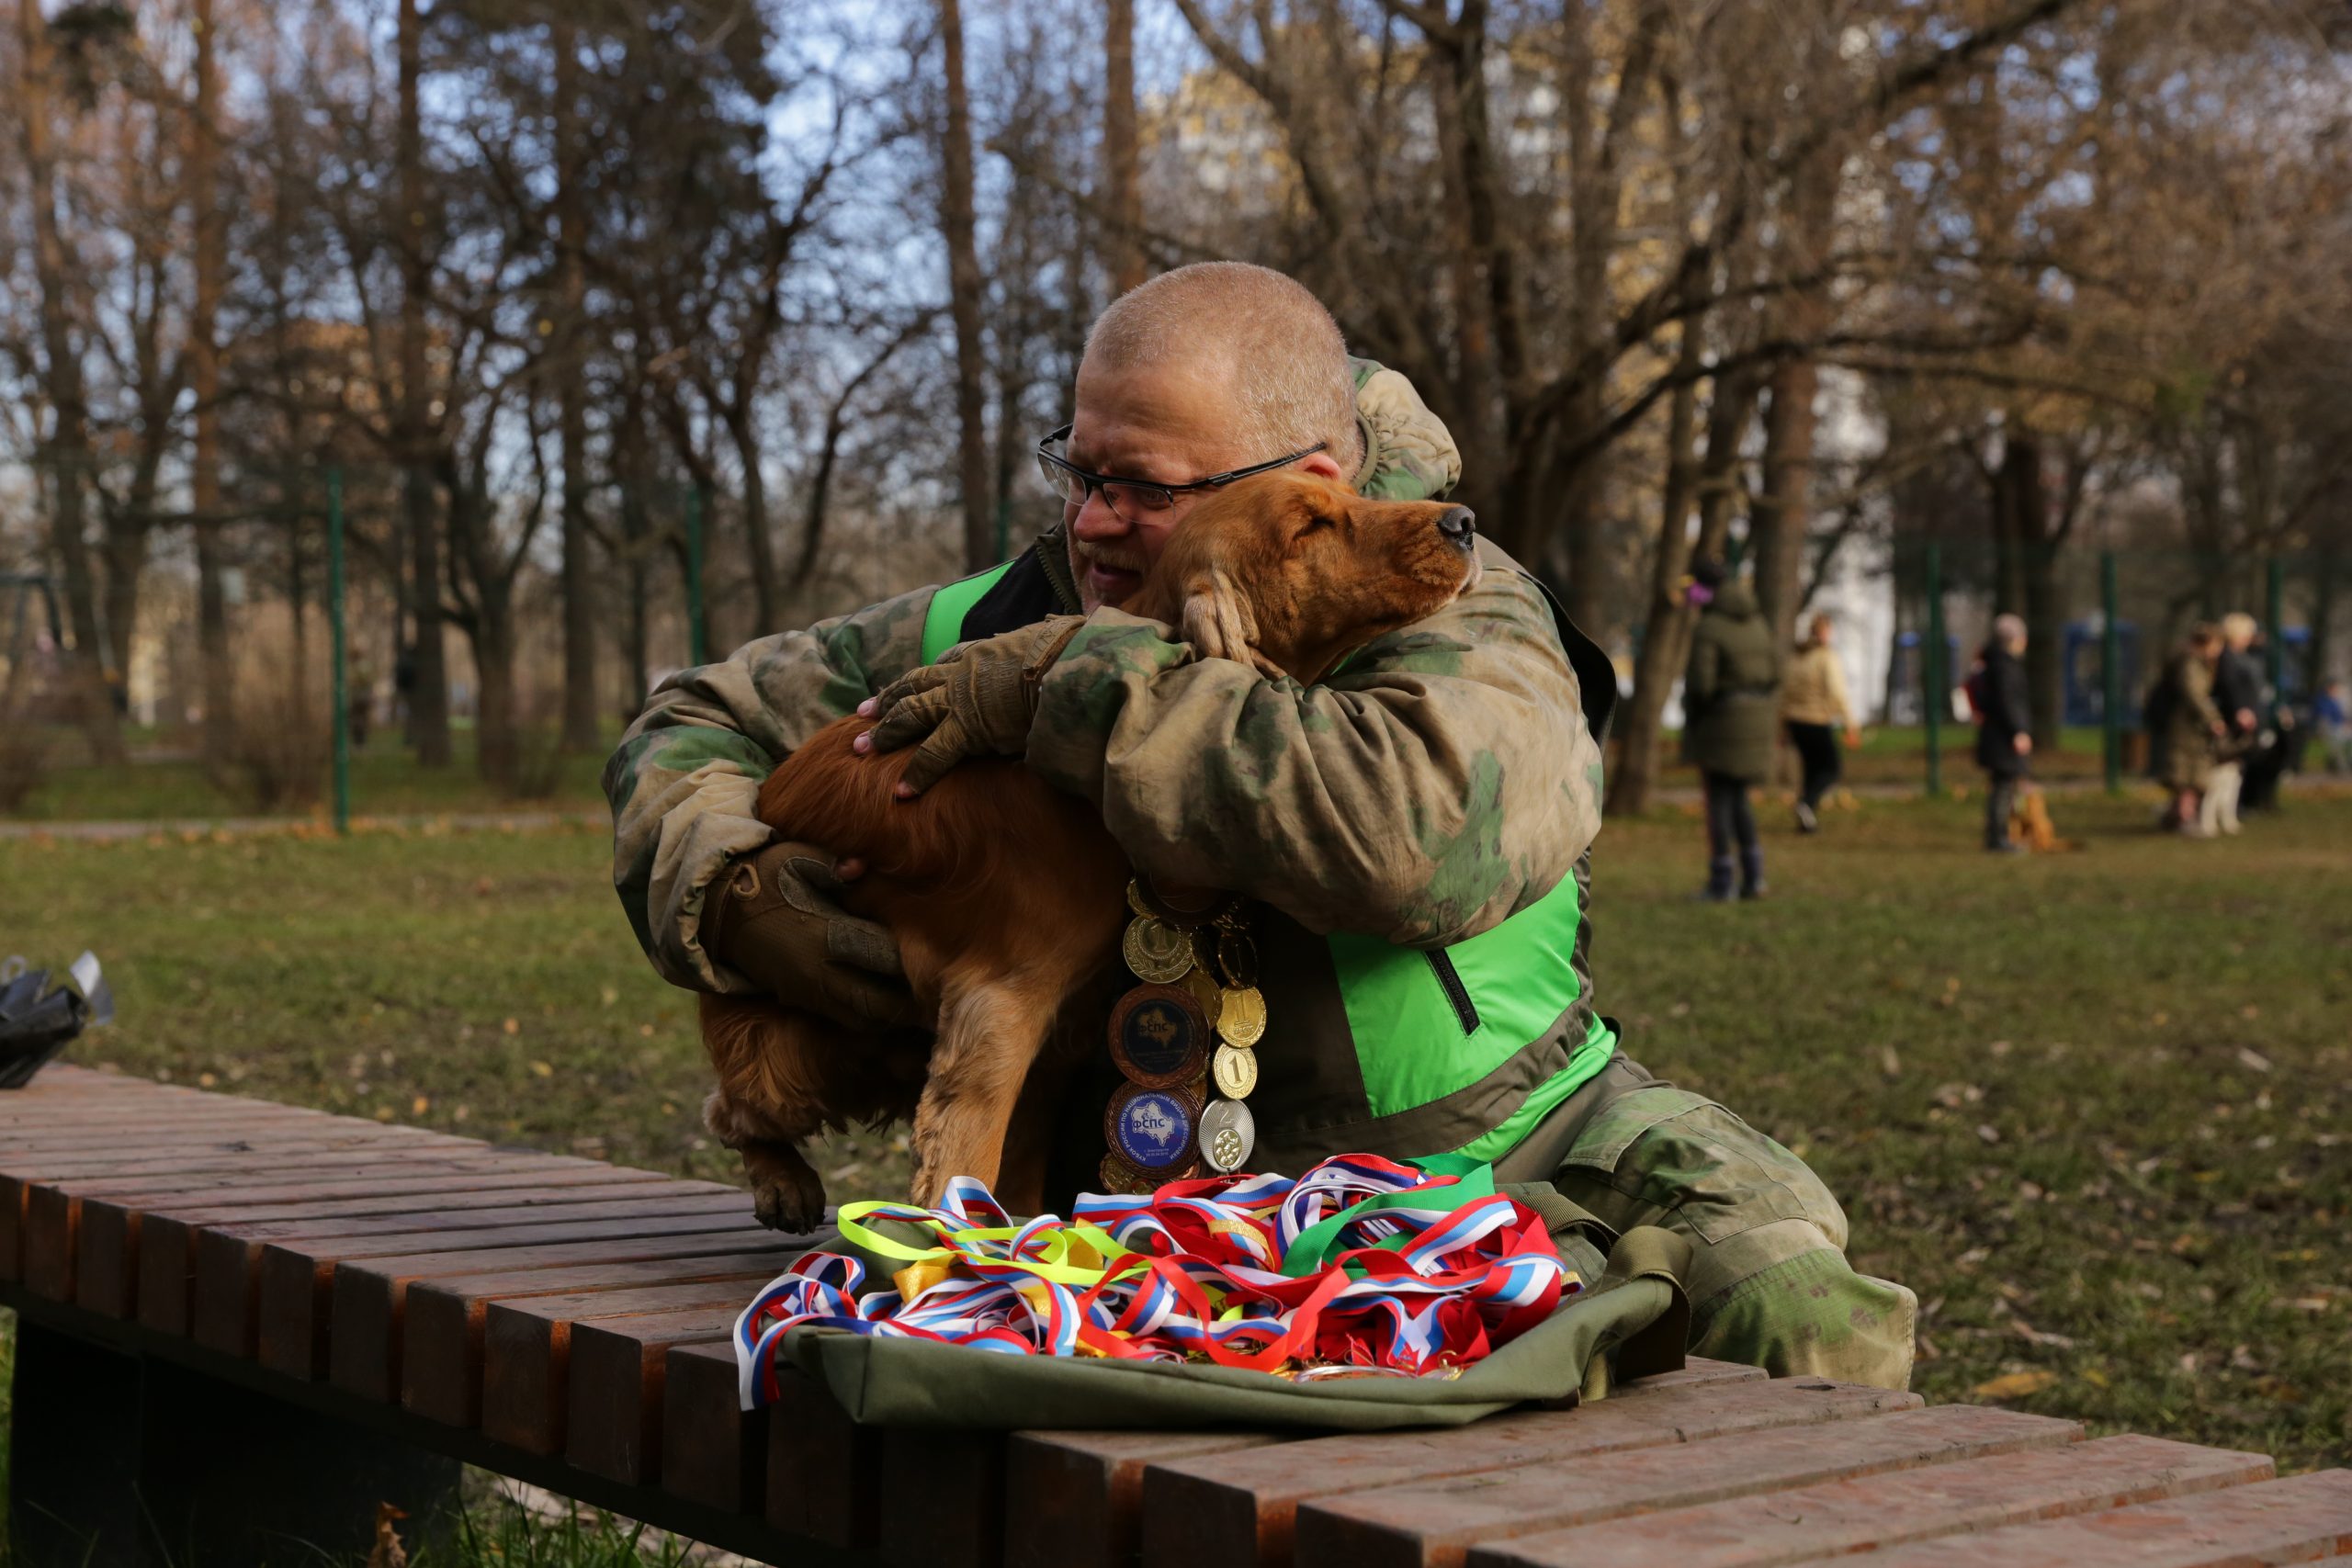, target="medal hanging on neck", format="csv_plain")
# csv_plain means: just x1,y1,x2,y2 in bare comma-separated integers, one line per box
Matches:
1101,878,1264,1193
